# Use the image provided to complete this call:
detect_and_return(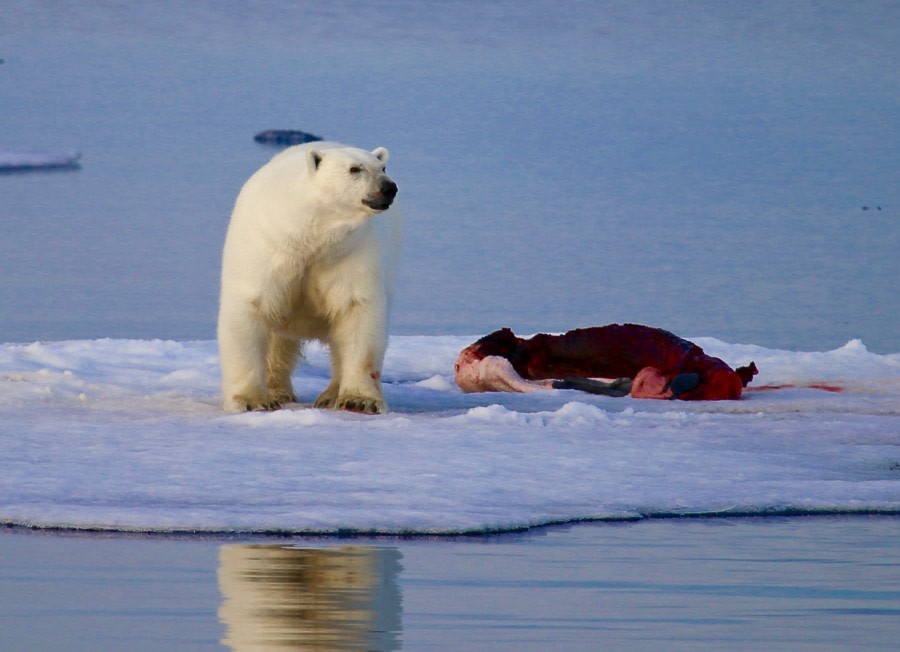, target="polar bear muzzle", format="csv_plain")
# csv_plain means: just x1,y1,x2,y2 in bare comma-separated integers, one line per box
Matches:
363,178,398,211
